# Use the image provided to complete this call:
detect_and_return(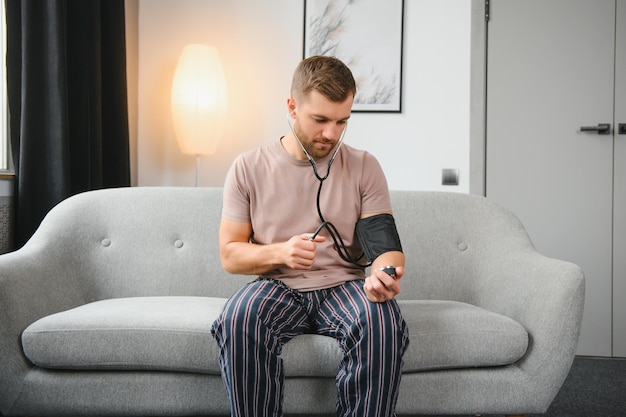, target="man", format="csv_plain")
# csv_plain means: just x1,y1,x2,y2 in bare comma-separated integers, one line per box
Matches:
211,55,408,417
